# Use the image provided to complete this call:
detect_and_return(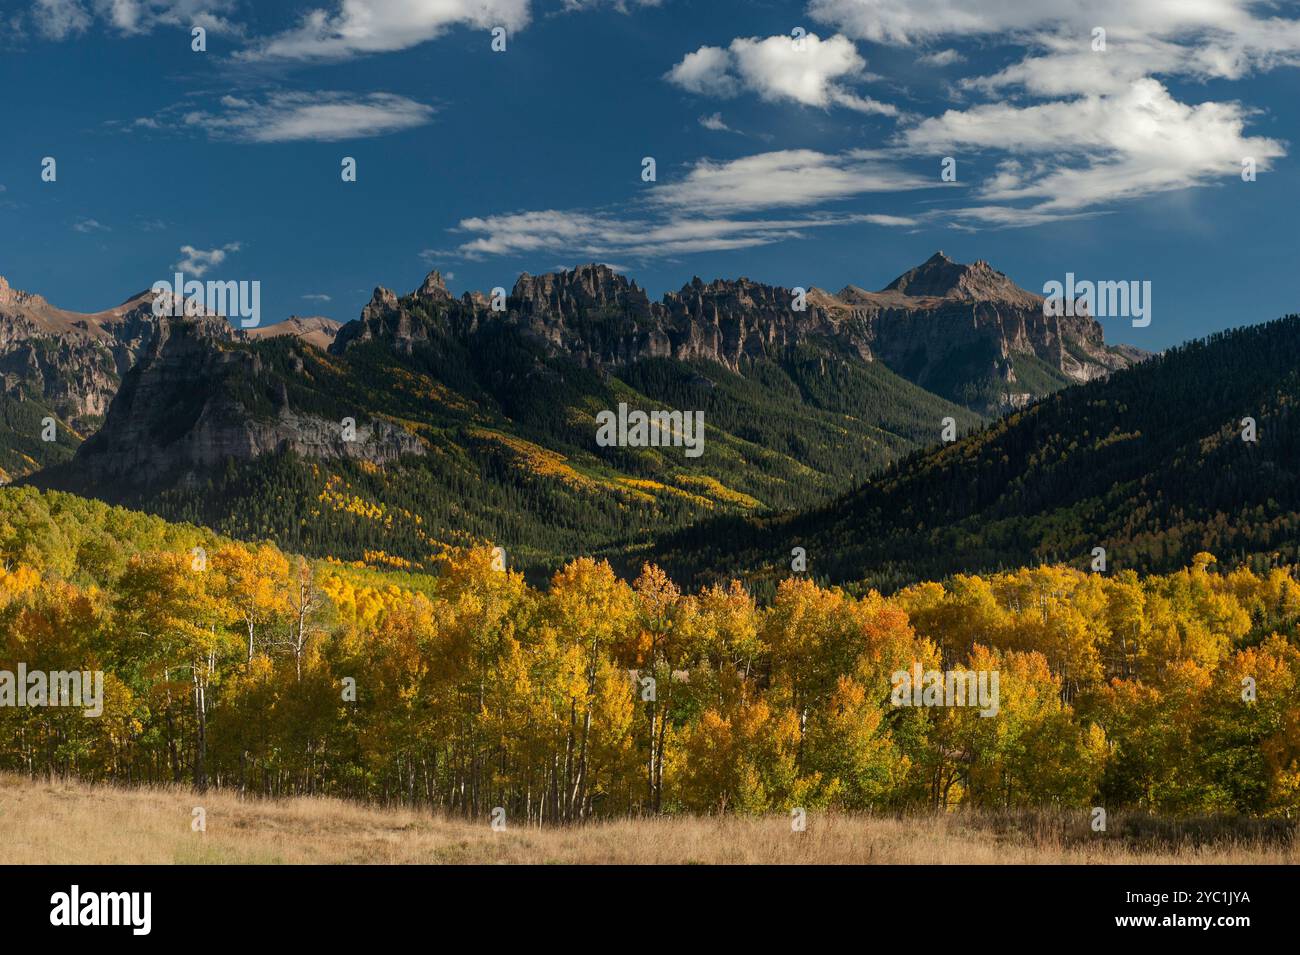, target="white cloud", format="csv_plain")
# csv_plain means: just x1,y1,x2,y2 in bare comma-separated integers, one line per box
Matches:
796,1,1300,227
810,0,1300,85
239,0,530,61
902,78,1284,218
302,293,332,302
665,46,738,97
439,208,914,260
915,48,963,67
810,0,1253,47
166,92,435,143
942,205,1104,229
666,32,897,115
32,0,90,38
433,147,925,260
72,217,110,232
654,149,934,213
698,112,732,132
103,0,140,31
173,242,241,277
30,0,240,39
561,0,661,10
